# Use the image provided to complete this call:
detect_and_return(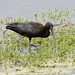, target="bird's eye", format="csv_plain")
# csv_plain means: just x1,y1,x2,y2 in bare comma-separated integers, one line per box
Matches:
52,25,53,27
50,25,53,30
